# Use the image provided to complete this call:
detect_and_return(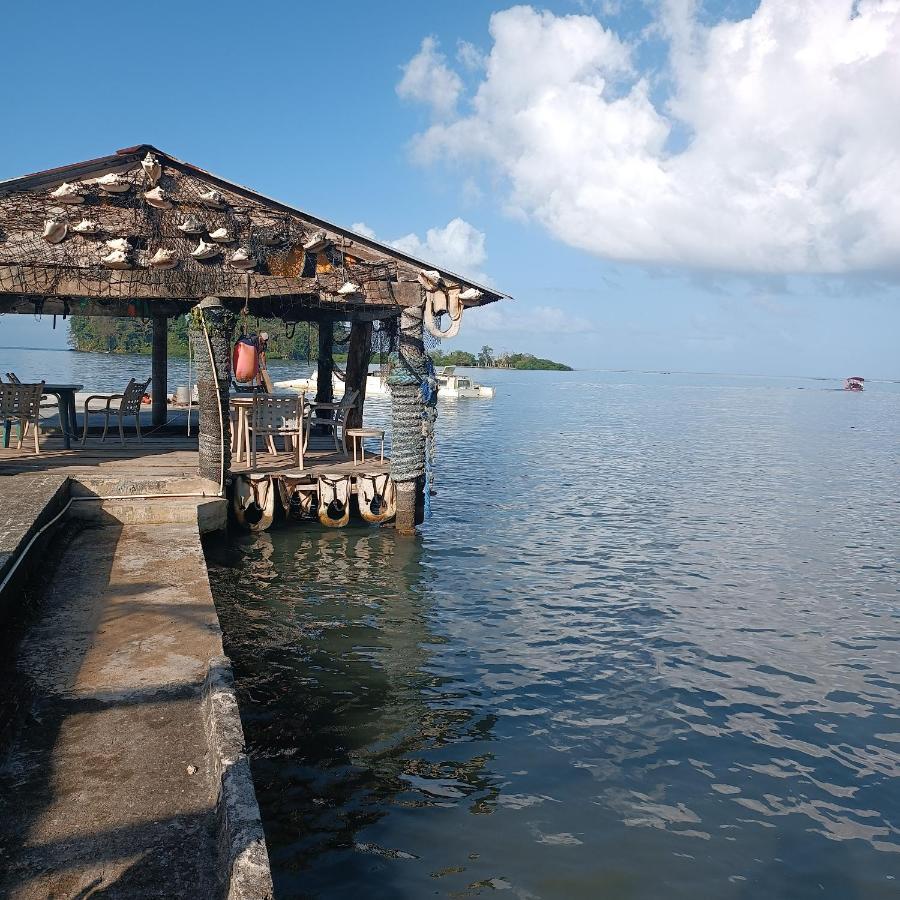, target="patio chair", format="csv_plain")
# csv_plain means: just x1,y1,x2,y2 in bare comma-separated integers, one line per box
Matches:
305,389,359,455
248,394,306,469
0,382,45,454
5,372,59,440
81,377,151,445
